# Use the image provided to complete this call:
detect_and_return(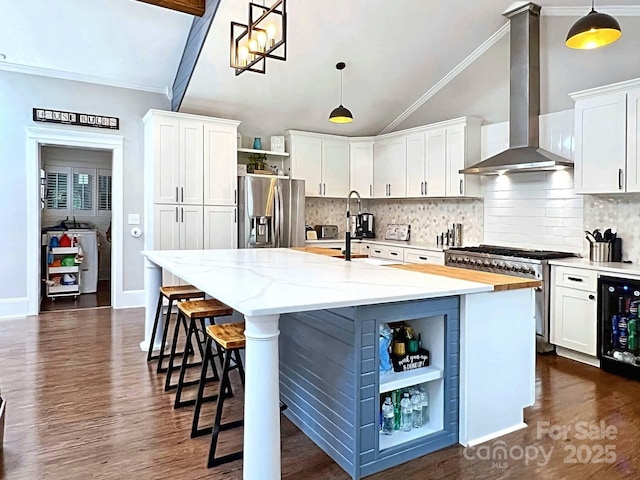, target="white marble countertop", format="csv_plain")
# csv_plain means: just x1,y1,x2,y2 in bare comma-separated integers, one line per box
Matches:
549,257,640,277
304,238,457,252
143,248,492,316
